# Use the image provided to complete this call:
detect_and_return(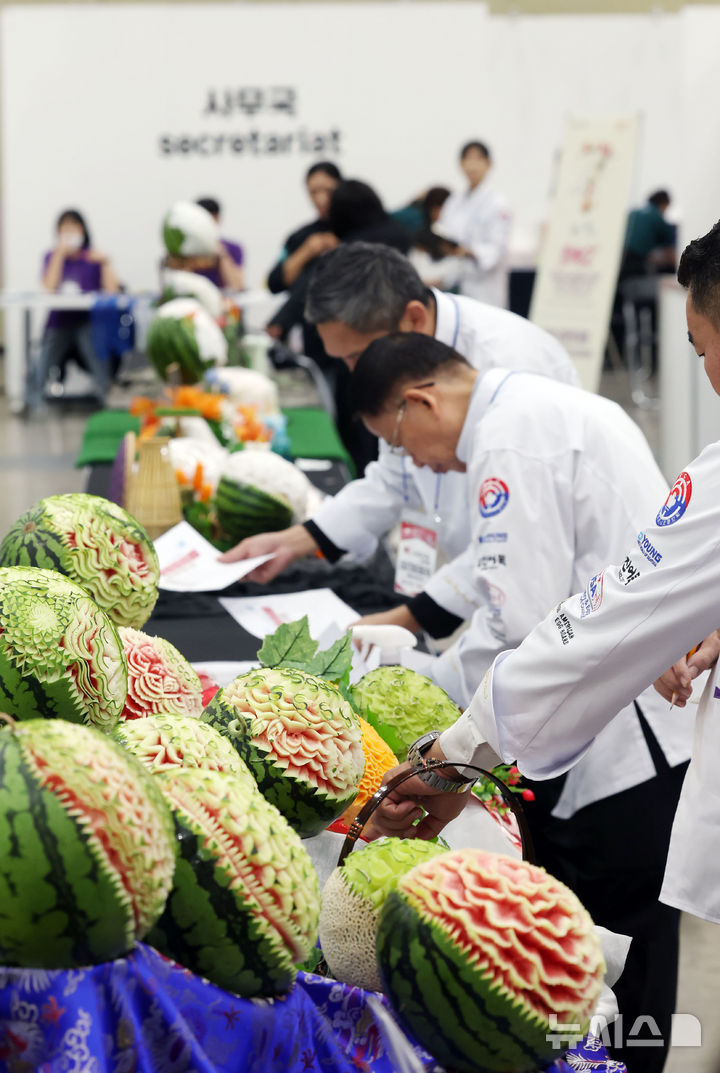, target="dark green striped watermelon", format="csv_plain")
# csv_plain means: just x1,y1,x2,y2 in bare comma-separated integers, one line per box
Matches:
146,297,227,385
114,712,255,782
376,848,606,1073
147,768,320,996
202,667,364,837
0,493,160,630
0,567,127,731
0,717,176,967
215,475,293,543
319,837,446,991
